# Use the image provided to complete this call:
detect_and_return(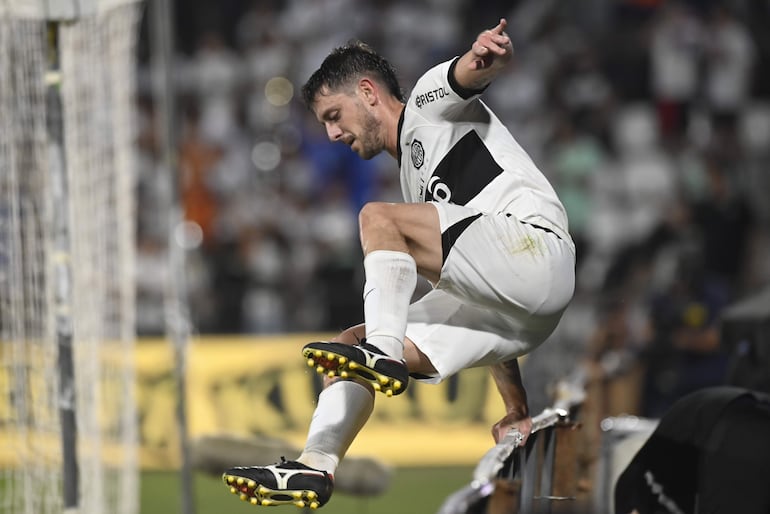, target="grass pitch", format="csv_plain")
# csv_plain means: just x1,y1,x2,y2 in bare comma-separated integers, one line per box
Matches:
141,466,474,514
